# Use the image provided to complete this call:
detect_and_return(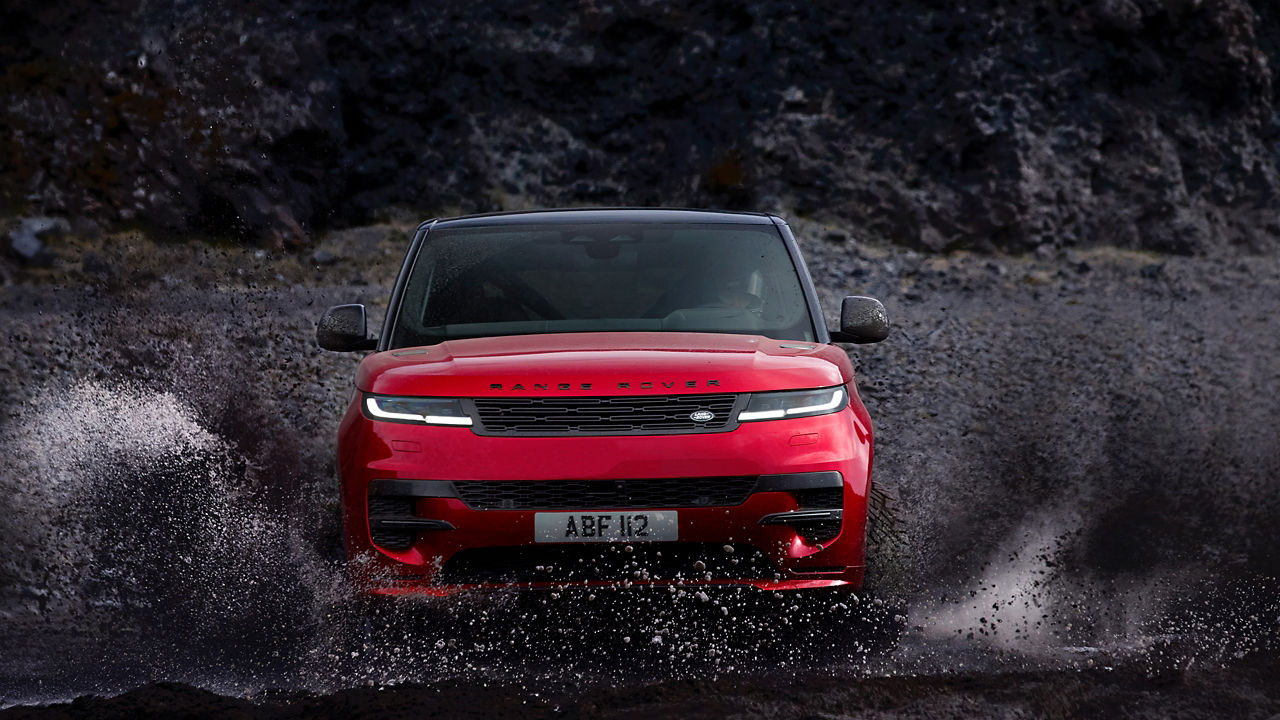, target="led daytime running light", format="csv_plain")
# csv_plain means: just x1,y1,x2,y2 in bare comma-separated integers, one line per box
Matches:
737,387,846,422
737,407,785,421
365,396,473,426
783,387,845,415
